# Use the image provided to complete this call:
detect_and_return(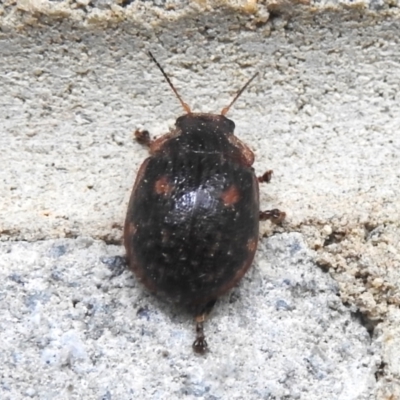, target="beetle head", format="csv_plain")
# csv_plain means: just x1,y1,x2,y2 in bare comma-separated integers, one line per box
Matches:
175,113,235,137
